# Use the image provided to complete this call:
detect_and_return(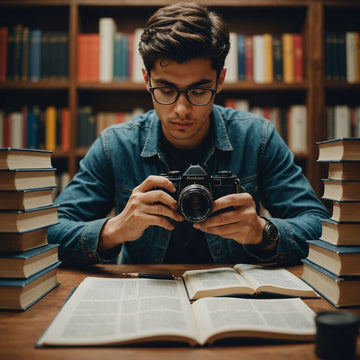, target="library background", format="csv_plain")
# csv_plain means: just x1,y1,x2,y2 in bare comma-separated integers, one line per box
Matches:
0,0,360,199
